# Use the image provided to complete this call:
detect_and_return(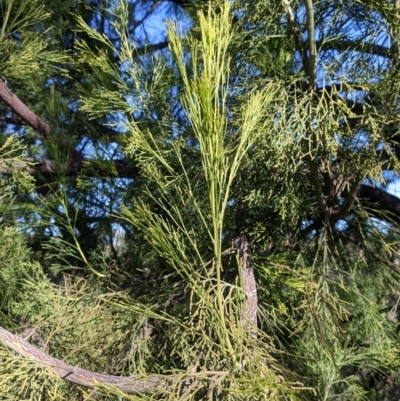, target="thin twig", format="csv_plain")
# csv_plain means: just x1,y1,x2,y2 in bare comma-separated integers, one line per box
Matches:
339,231,400,276
264,261,316,287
